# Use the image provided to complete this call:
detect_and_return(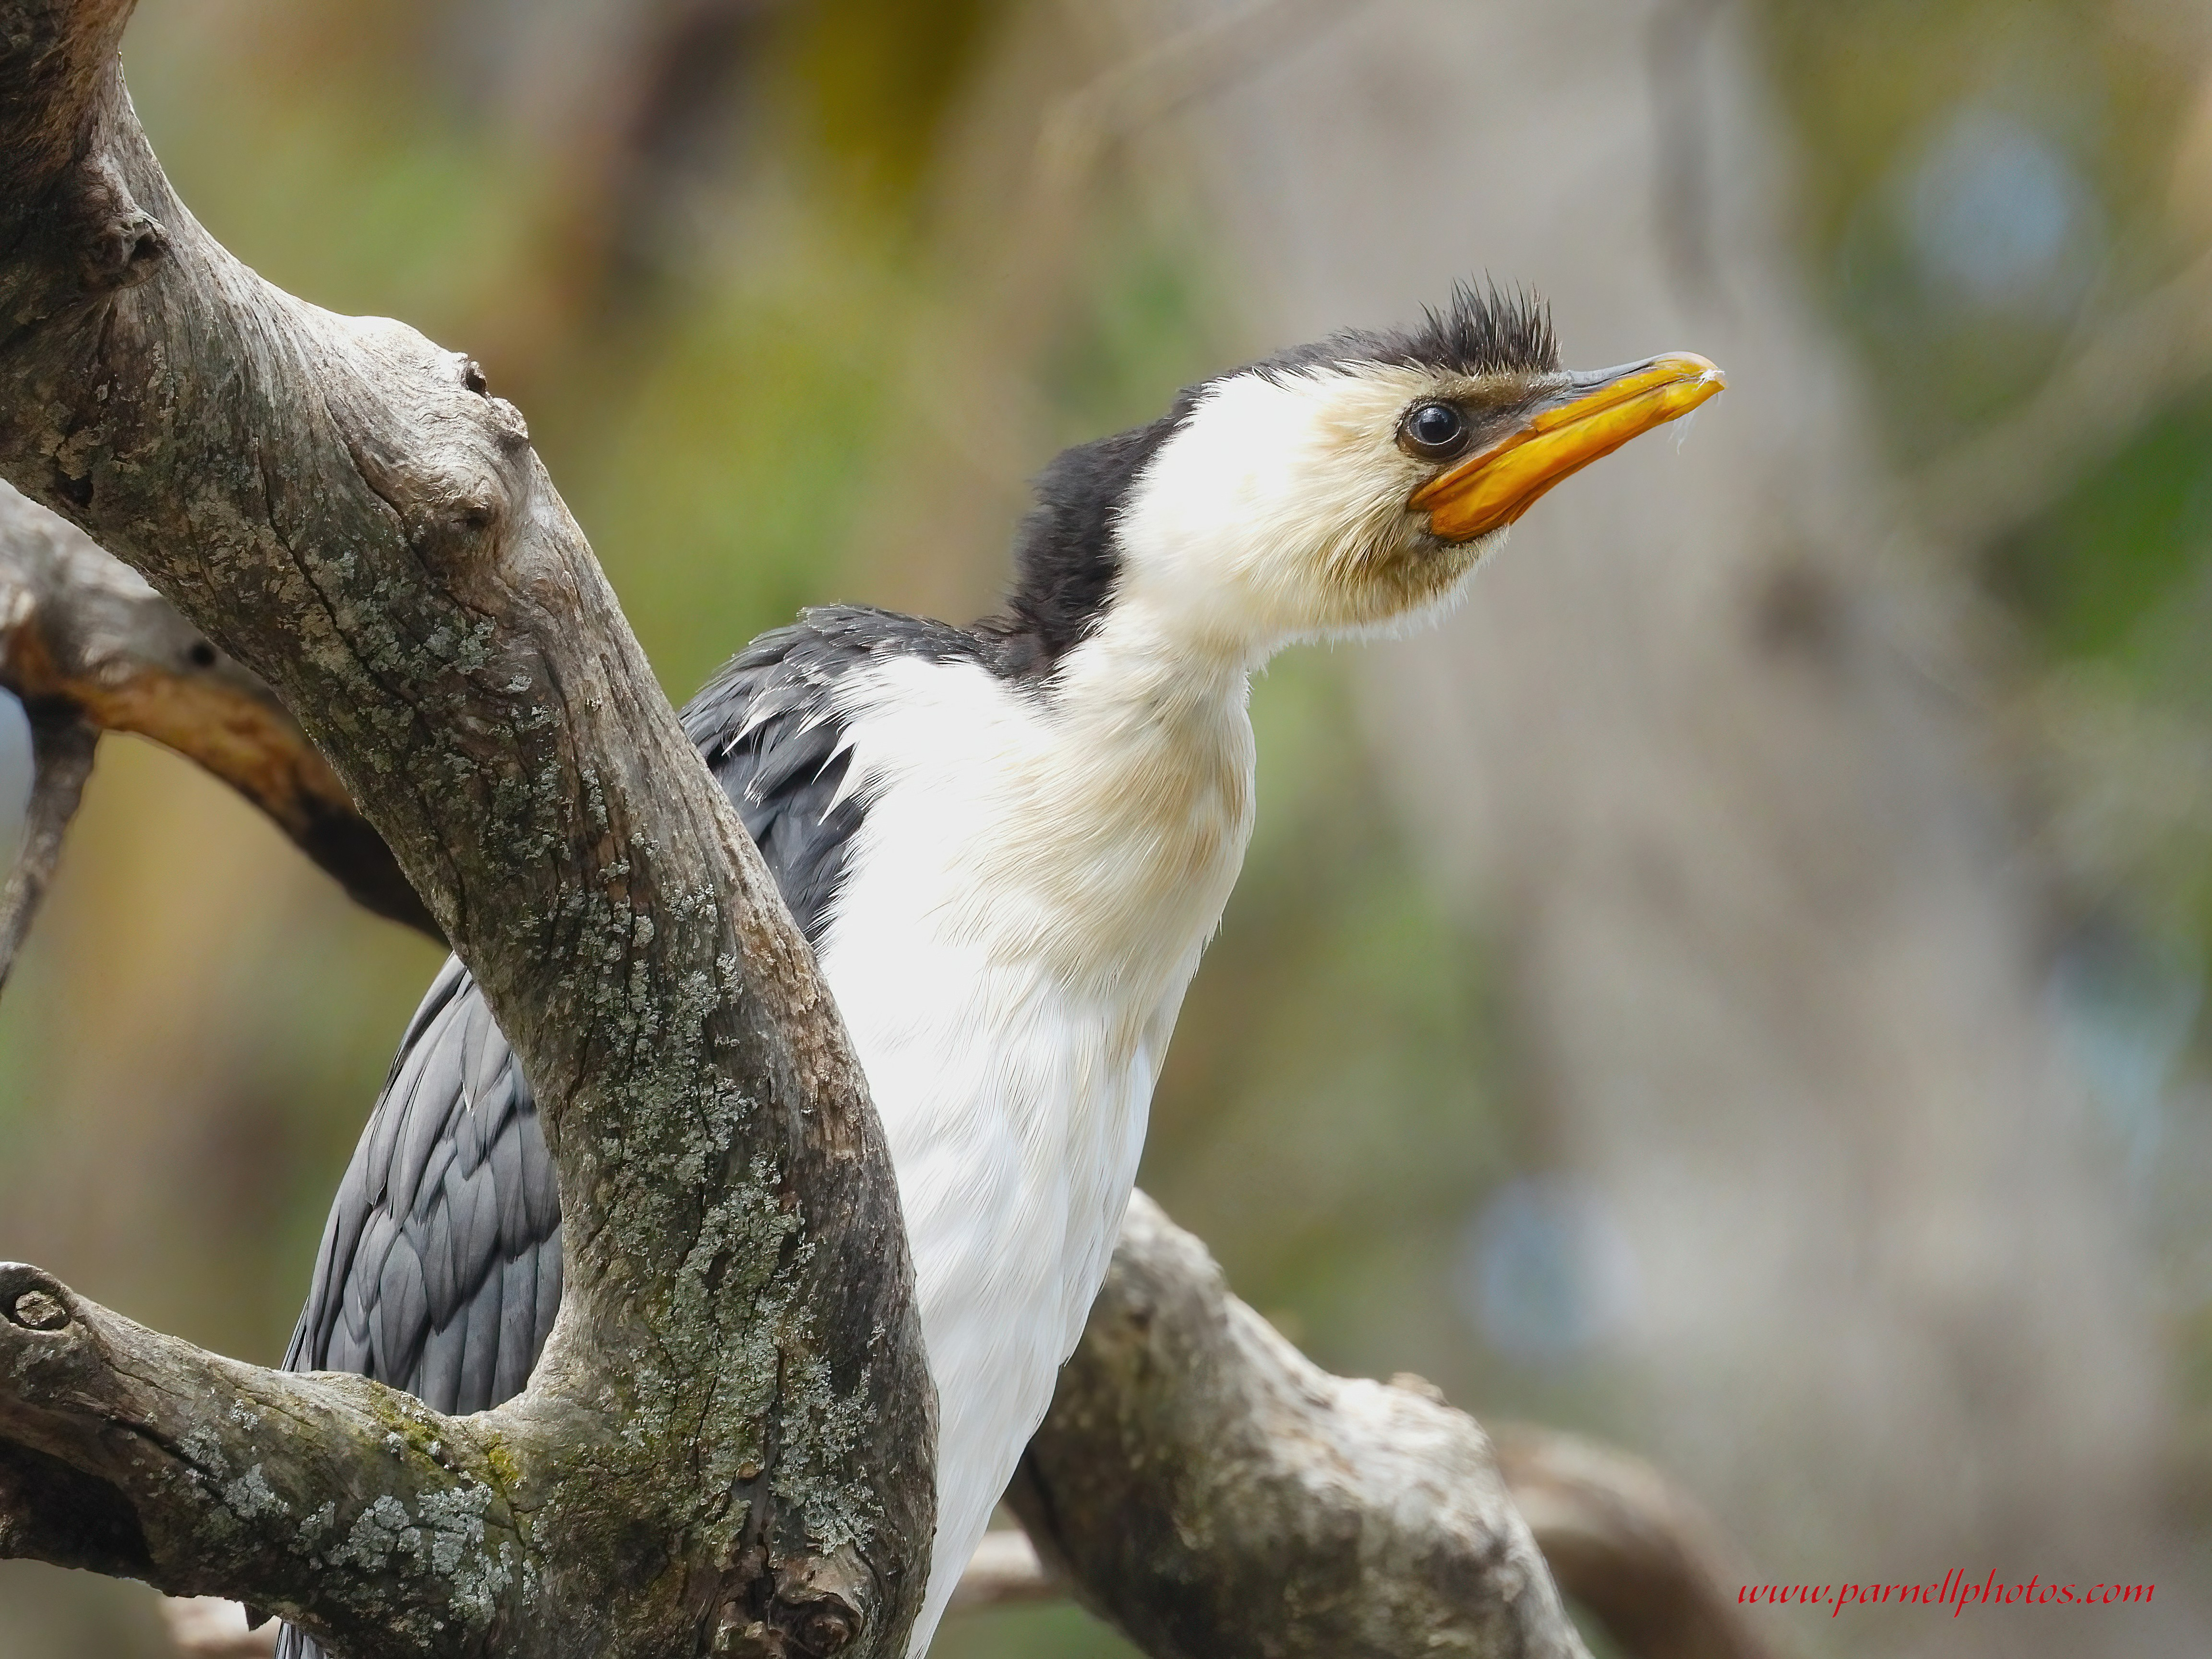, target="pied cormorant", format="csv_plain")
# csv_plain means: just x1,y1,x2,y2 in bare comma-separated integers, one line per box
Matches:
276,286,1722,1659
